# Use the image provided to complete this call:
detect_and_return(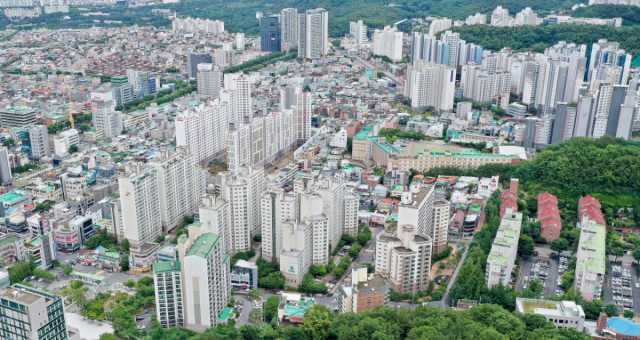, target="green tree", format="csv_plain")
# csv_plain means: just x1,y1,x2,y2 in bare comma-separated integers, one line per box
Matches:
348,244,362,258
120,258,129,271
528,279,543,297
183,215,195,224
121,239,130,253
2,138,14,147
78,123,90,132
518,234,535,256
625,310,635,319
301,305,334,340
69,144,78,153
550,238,570,254
265,296,280,318
561,269,575,290
605,303,620,317
71,280,84,289
247,288,263,300
248,309,263,322
632,248,640,262
63,266,73,275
